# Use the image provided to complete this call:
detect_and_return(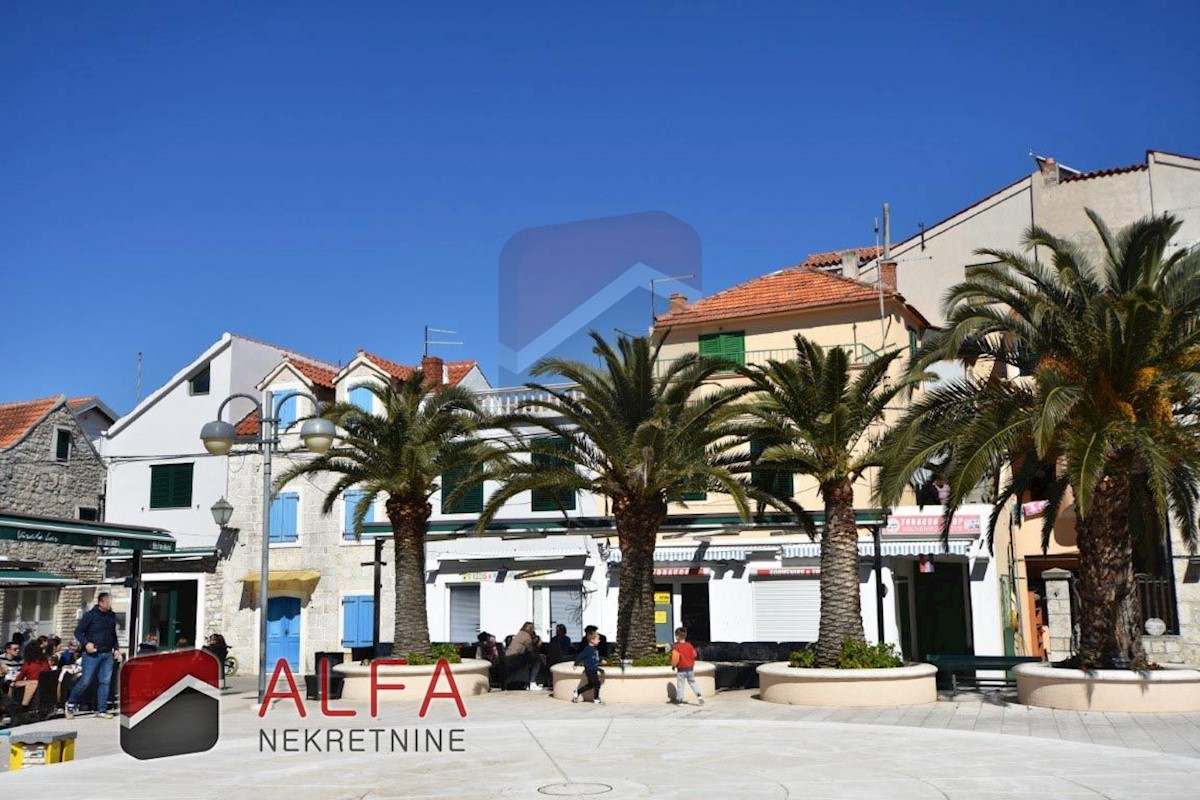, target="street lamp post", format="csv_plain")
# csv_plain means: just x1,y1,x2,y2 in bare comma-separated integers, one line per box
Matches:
200,390,335,702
